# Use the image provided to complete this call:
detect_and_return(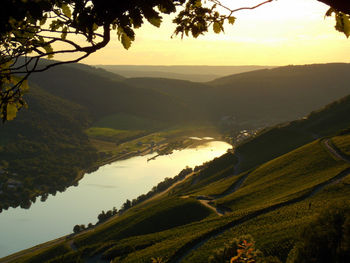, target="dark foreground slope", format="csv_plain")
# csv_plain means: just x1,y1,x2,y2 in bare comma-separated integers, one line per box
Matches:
0,84,97,212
